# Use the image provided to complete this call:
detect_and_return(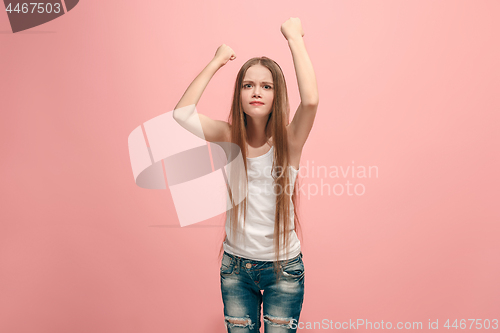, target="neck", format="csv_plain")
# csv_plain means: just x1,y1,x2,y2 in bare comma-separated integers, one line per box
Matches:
246,116,271,148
